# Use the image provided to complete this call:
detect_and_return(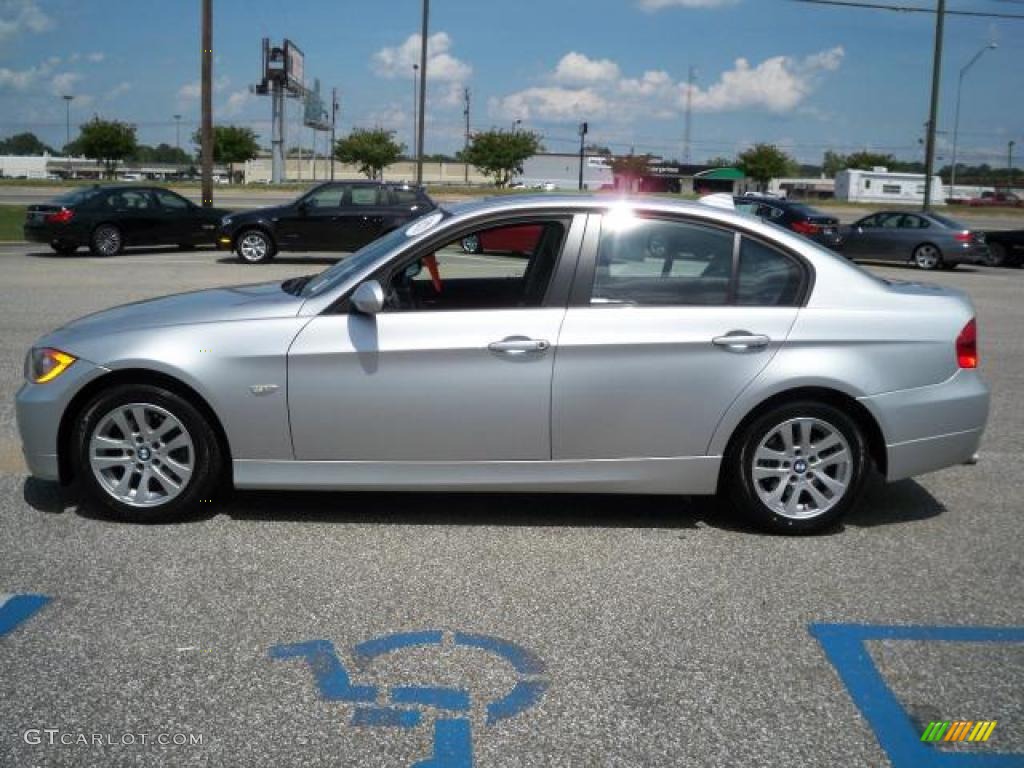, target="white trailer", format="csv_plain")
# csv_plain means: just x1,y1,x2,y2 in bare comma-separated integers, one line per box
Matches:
835,168,945,205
